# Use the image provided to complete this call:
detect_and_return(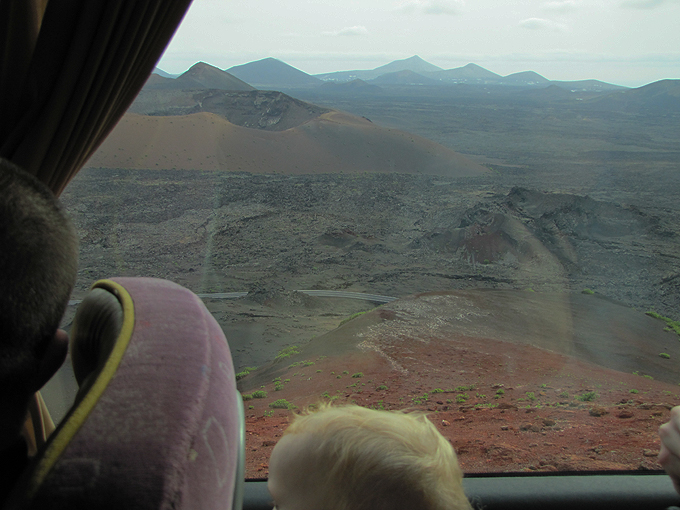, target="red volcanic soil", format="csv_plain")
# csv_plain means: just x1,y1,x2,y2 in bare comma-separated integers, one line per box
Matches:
86,111,487,177
239,291,680,479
